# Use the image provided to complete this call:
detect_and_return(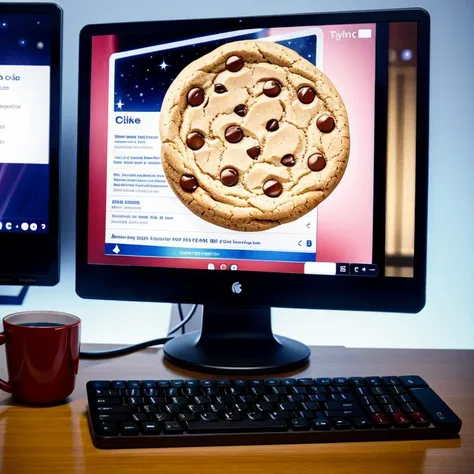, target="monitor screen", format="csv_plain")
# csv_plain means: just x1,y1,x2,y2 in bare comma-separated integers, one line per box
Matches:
0,13,51,234
86,19,418,280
